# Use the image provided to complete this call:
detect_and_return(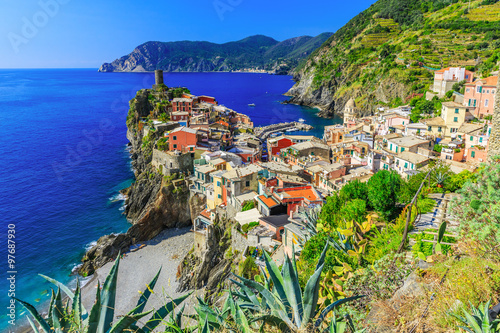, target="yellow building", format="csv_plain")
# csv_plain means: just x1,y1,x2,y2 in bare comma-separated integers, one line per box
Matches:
206,170,225,209
441,101,469,137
